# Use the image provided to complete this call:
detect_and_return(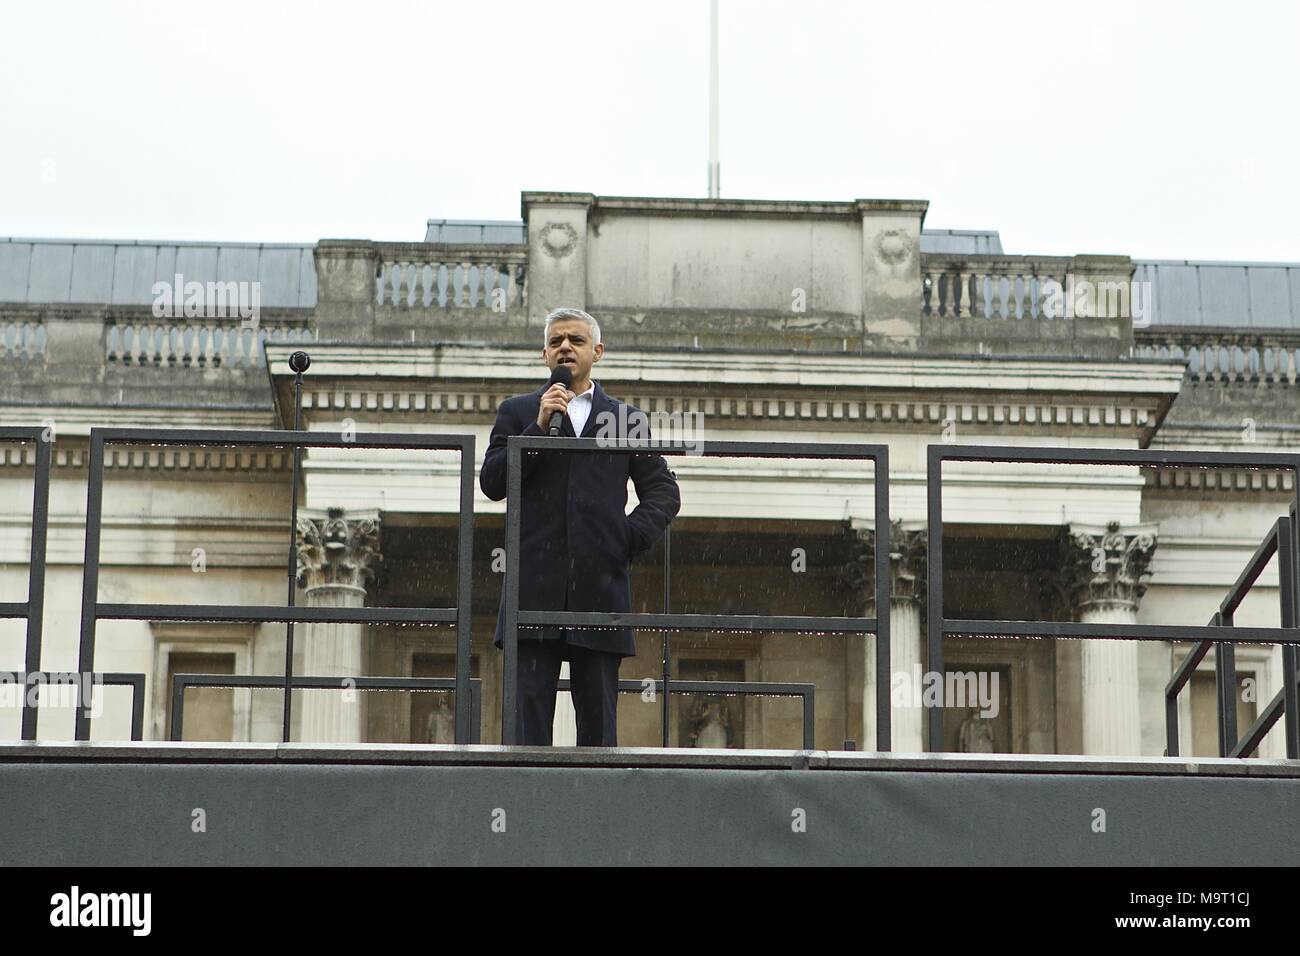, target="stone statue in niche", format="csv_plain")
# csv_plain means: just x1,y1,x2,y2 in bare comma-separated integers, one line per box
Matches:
686,696,732,748
958,711,996,753
423,694,456,744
